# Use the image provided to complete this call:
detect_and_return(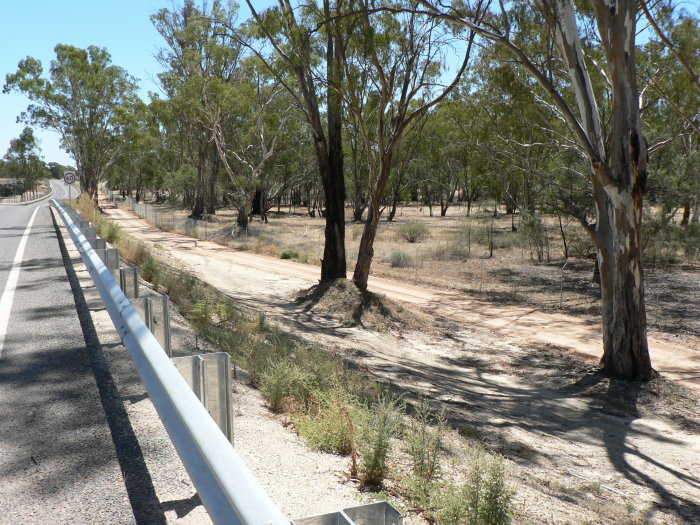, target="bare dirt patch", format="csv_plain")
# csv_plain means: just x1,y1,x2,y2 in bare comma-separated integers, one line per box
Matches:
296,278,433,332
